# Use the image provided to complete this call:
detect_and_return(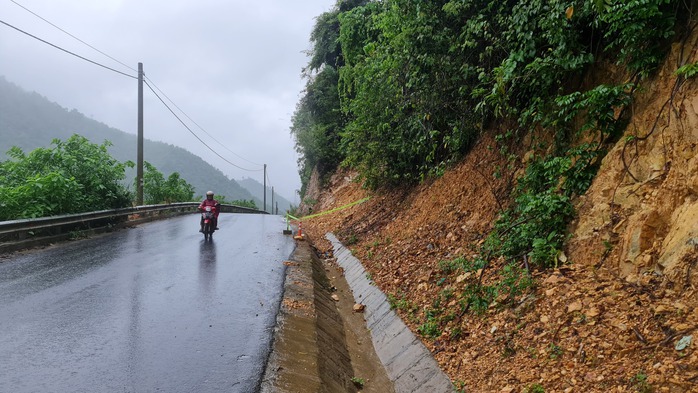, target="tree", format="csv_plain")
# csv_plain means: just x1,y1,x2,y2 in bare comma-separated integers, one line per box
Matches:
339,0,479,186
291,1,368,195
0,134,132,219
141,161,194,205
291,66,345,195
